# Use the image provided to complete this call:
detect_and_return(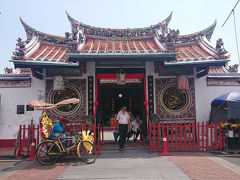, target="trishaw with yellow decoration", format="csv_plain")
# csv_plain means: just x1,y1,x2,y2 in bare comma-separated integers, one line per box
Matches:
29,98,97,166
